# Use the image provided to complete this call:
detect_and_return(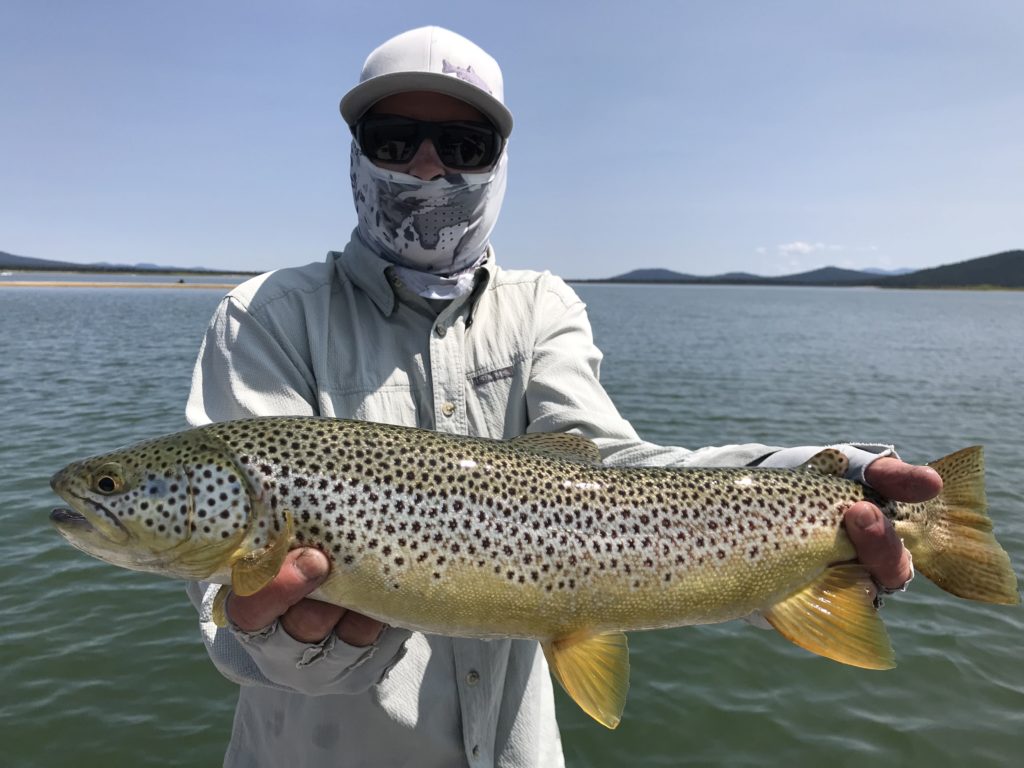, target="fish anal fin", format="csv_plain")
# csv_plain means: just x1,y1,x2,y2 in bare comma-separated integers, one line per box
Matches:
798,448,849,477
229,510,294,596
510,433,602,464
542,630,629,729
763,564,895,670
